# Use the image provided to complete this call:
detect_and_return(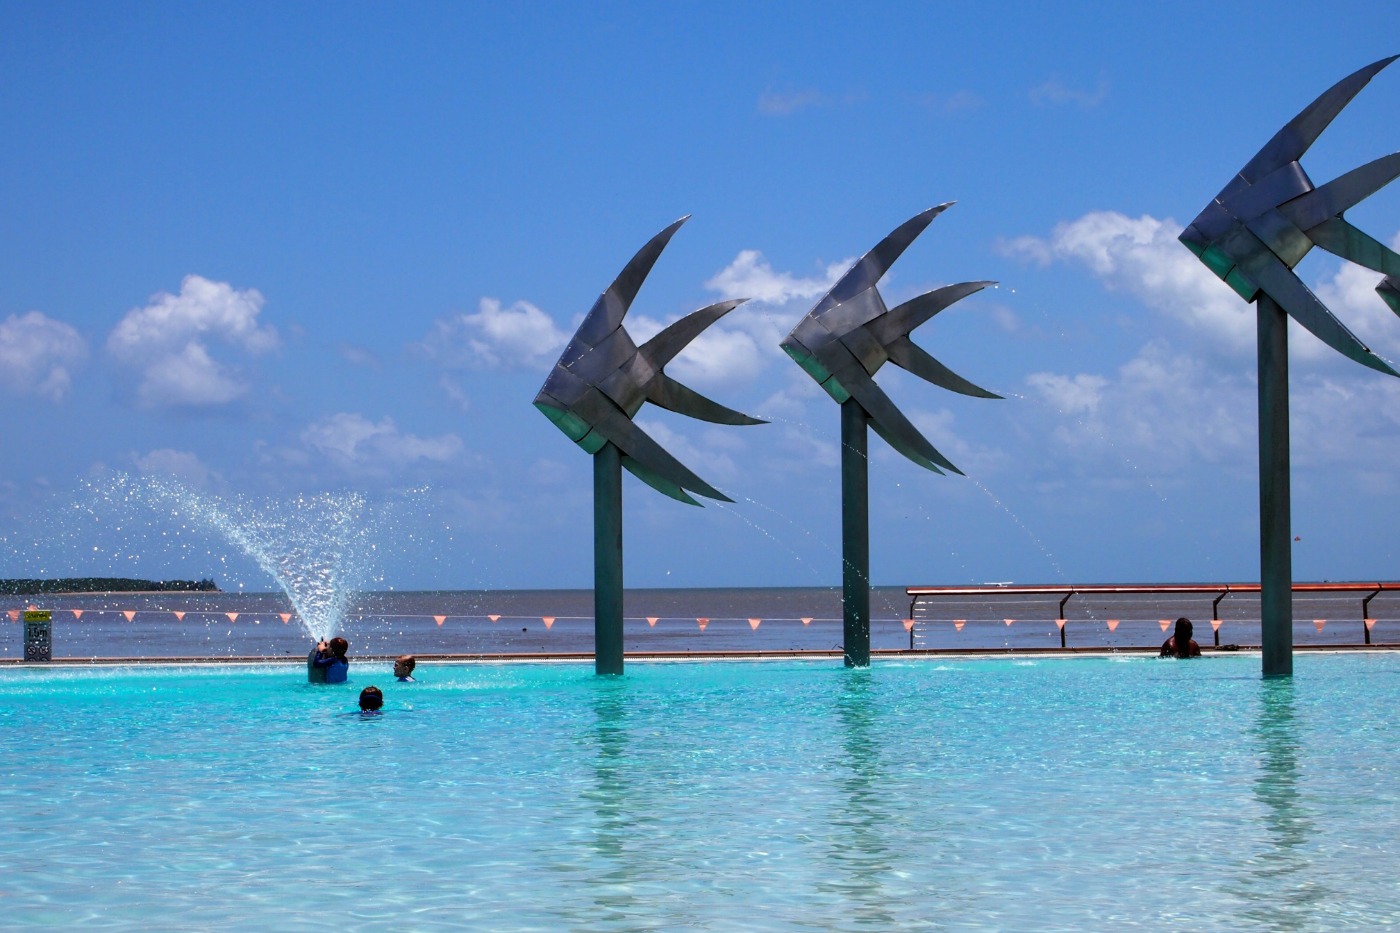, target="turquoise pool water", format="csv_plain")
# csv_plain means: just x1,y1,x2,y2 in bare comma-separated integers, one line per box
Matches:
3,654,1399,930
